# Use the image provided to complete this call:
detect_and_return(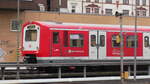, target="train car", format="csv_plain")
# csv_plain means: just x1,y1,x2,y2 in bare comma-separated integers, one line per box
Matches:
21,21,150,64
